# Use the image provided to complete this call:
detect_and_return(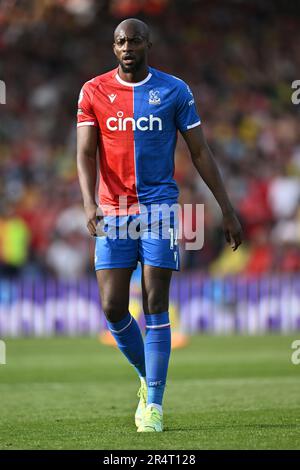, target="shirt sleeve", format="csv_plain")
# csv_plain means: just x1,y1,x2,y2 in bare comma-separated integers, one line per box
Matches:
77,81,98,128
175,81,201,132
